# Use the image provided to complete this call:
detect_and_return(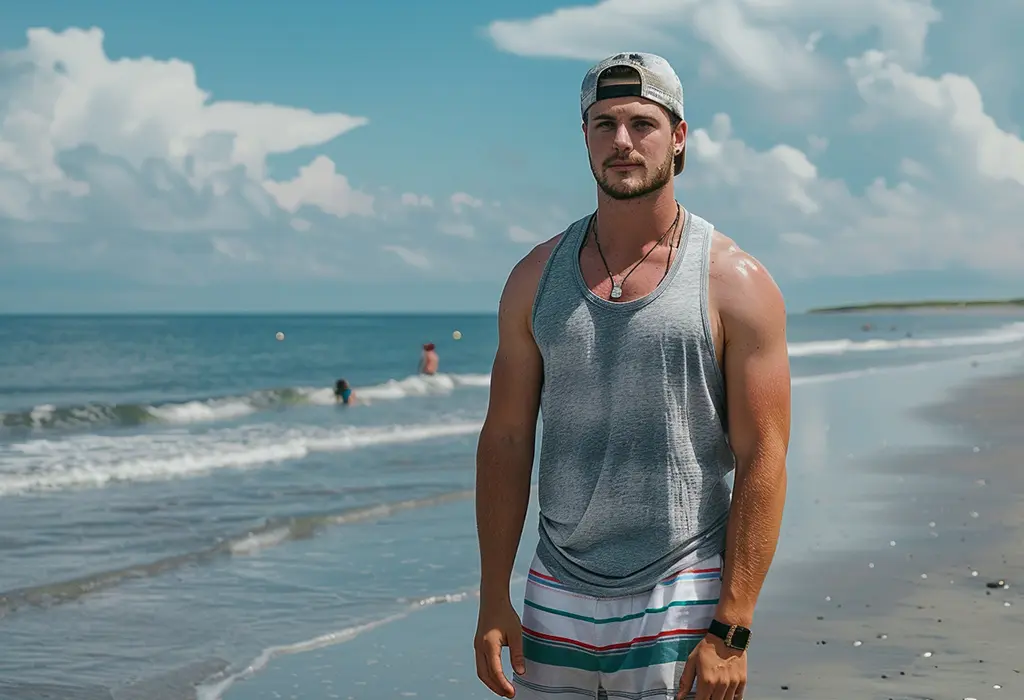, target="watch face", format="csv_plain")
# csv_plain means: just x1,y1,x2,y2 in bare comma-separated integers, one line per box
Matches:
729,626,751,649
